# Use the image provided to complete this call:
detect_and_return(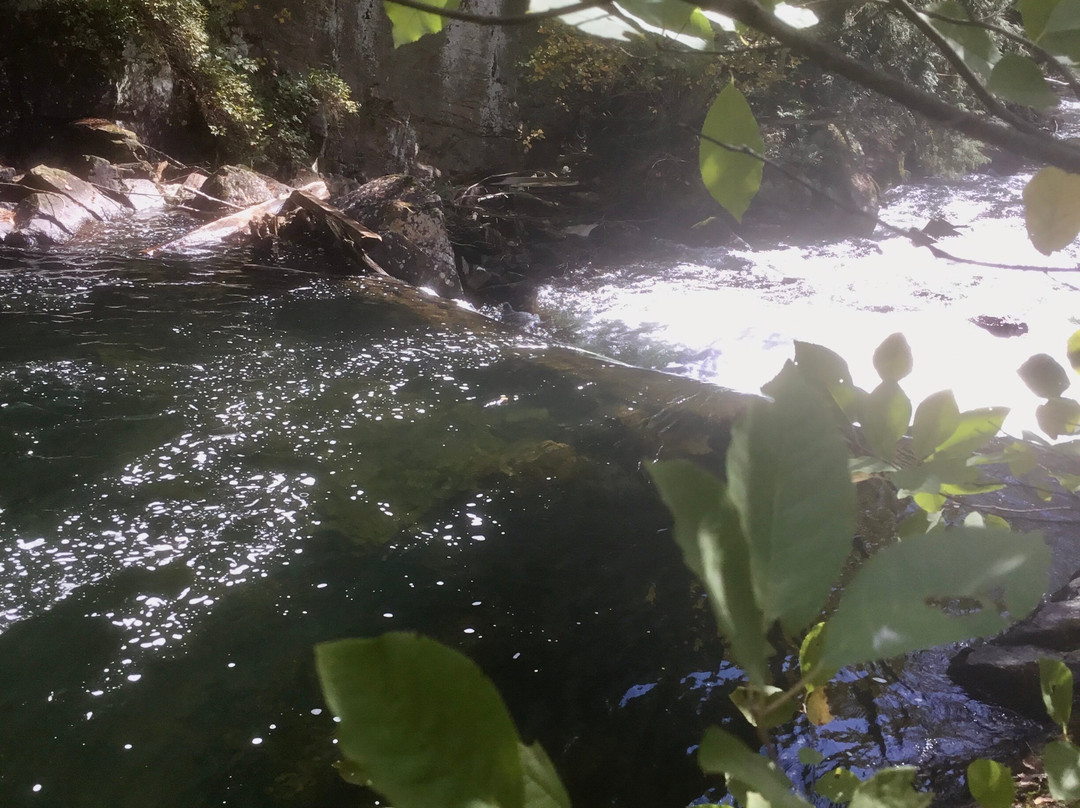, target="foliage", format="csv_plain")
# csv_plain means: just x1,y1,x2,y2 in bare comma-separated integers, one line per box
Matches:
316,633,569,808
21,0,359,168
968,657,1080,807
